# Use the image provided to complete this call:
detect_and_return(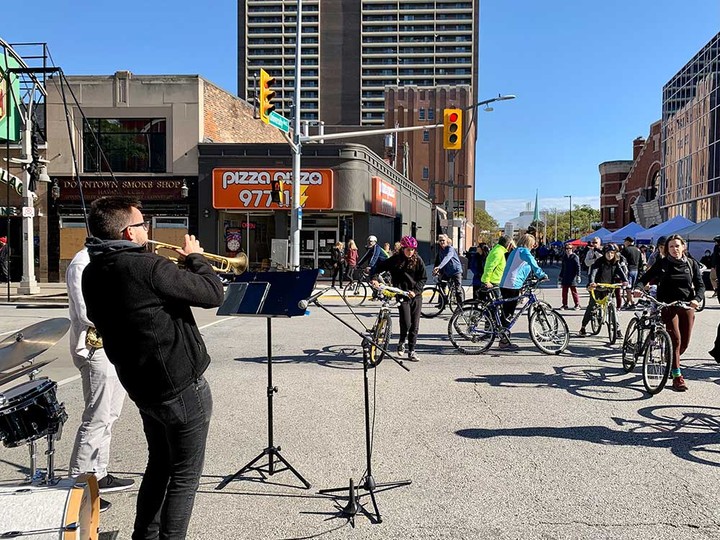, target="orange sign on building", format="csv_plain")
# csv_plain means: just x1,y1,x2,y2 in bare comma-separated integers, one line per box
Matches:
372,176,397,217
212,168,334,210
